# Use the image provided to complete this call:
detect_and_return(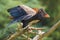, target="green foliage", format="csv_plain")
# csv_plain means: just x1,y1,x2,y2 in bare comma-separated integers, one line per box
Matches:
0,0,60,40
0,0,22,39
38,0,60,27
51,31,60,40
